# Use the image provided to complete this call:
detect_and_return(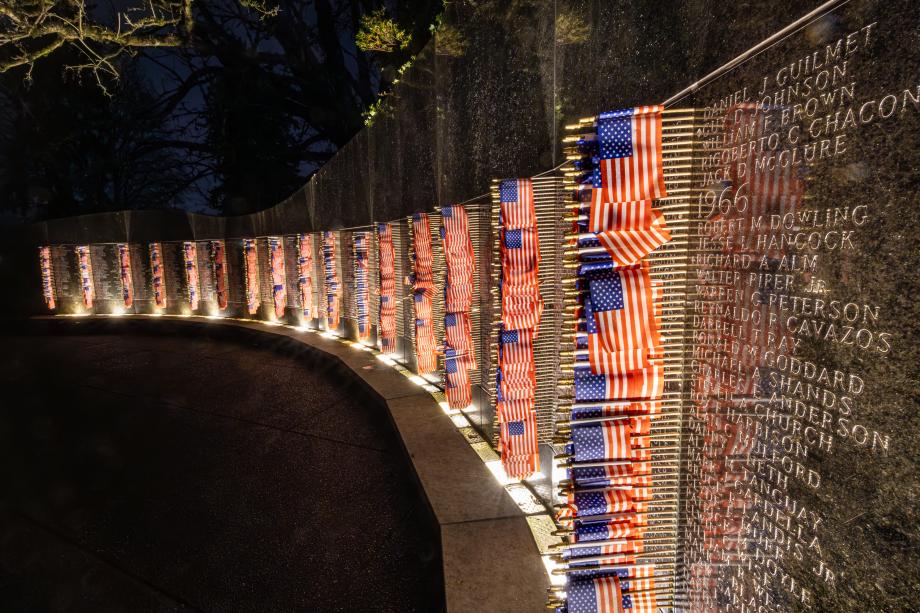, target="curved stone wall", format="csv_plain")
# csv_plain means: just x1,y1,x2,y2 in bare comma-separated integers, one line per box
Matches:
8,0,920,611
